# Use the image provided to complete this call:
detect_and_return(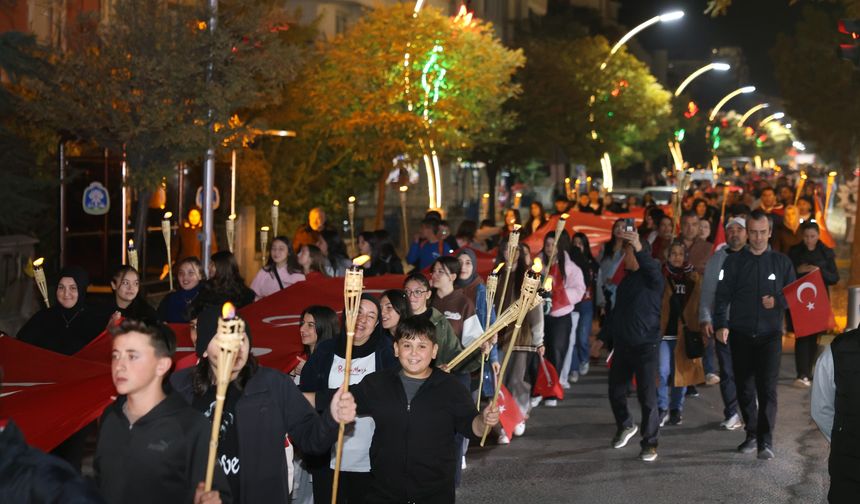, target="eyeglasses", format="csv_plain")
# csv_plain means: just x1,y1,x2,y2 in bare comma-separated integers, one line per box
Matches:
405,289,429,298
